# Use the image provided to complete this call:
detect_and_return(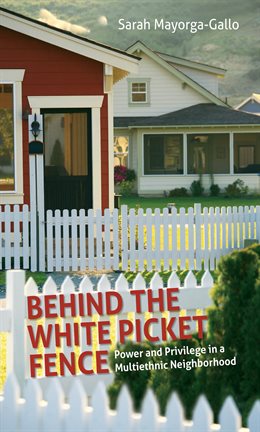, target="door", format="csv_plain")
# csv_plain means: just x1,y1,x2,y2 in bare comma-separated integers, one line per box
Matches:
42,109,92,211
